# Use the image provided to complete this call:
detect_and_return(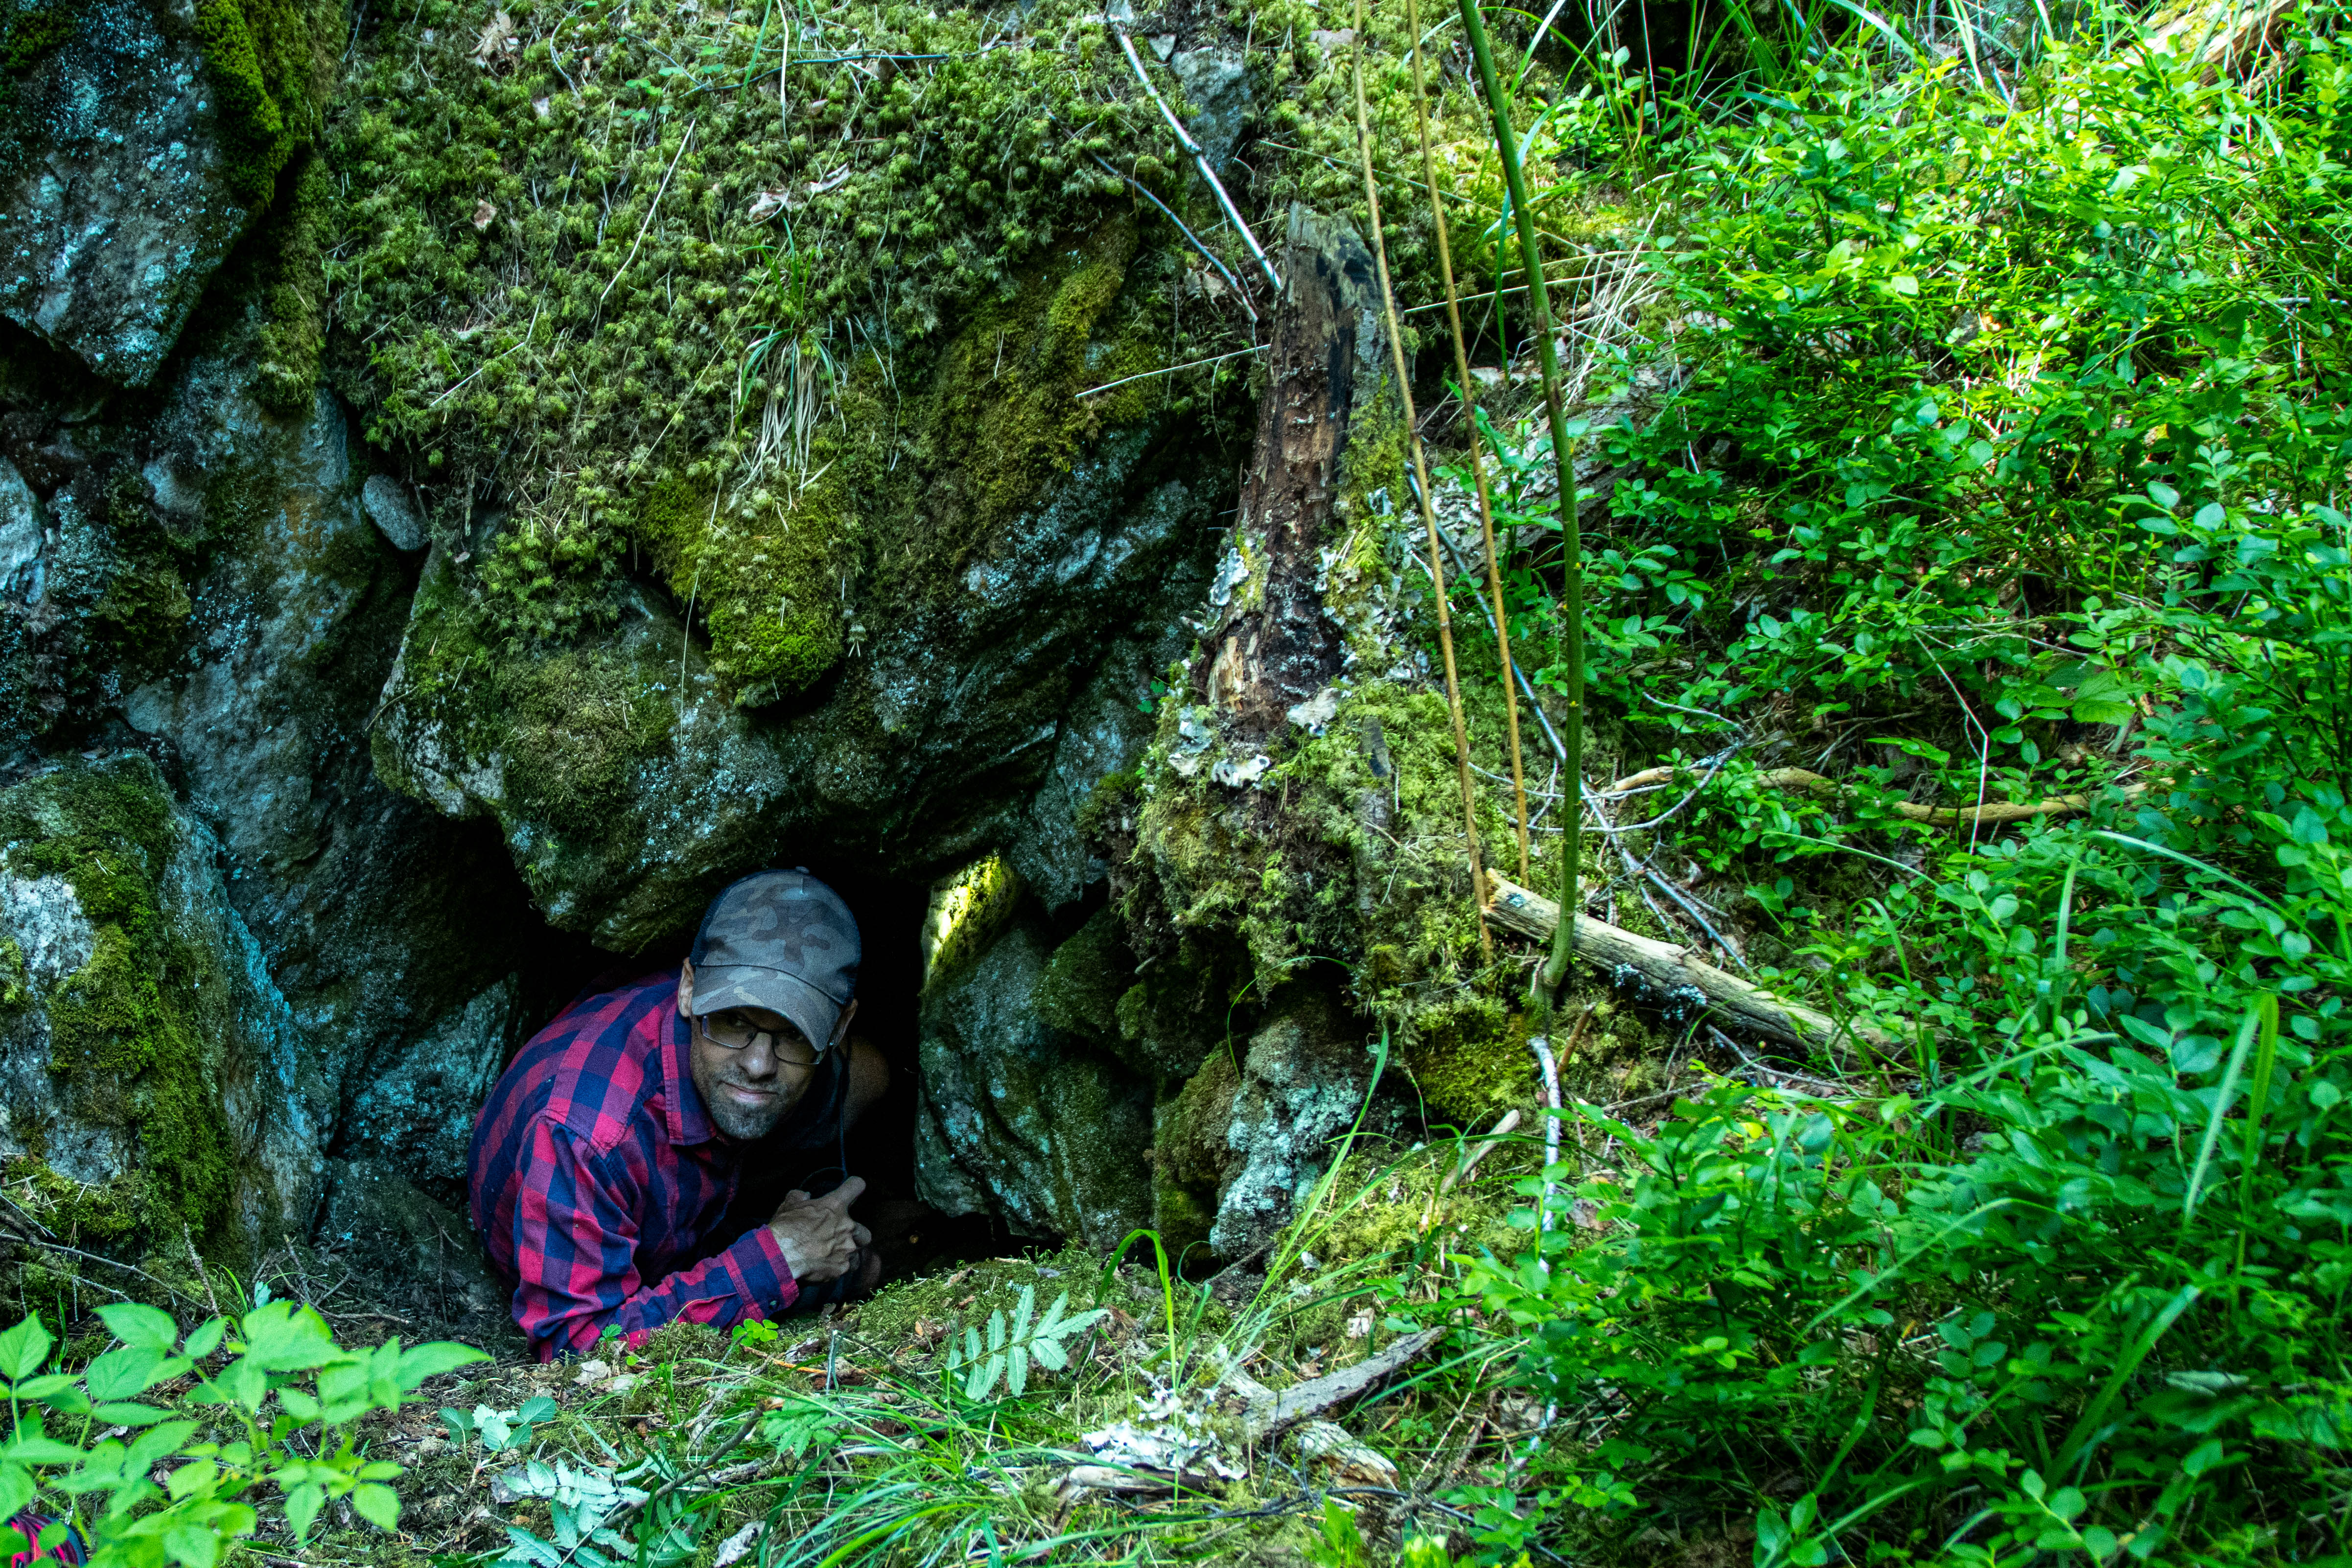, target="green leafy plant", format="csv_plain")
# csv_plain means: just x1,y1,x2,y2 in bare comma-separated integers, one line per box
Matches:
439,1395,561,1457
0,1297,483,1566
943,1286,1105,1402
